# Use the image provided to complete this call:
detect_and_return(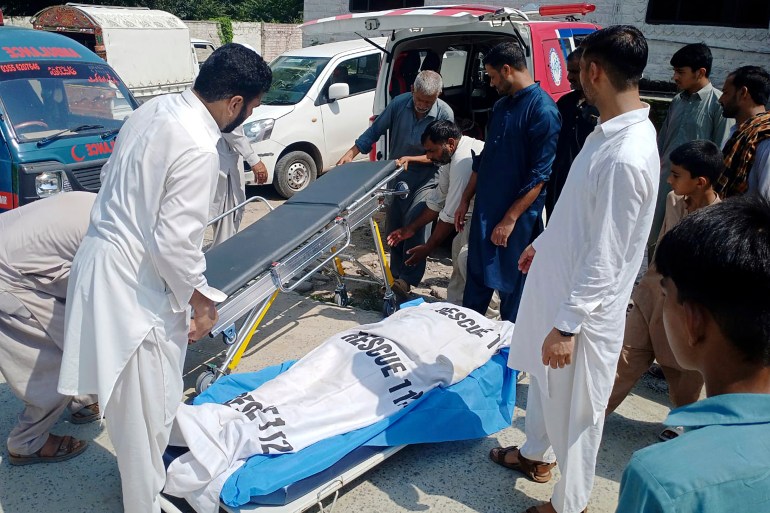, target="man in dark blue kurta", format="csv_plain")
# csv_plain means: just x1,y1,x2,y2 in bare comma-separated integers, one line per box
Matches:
455,42,560,322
